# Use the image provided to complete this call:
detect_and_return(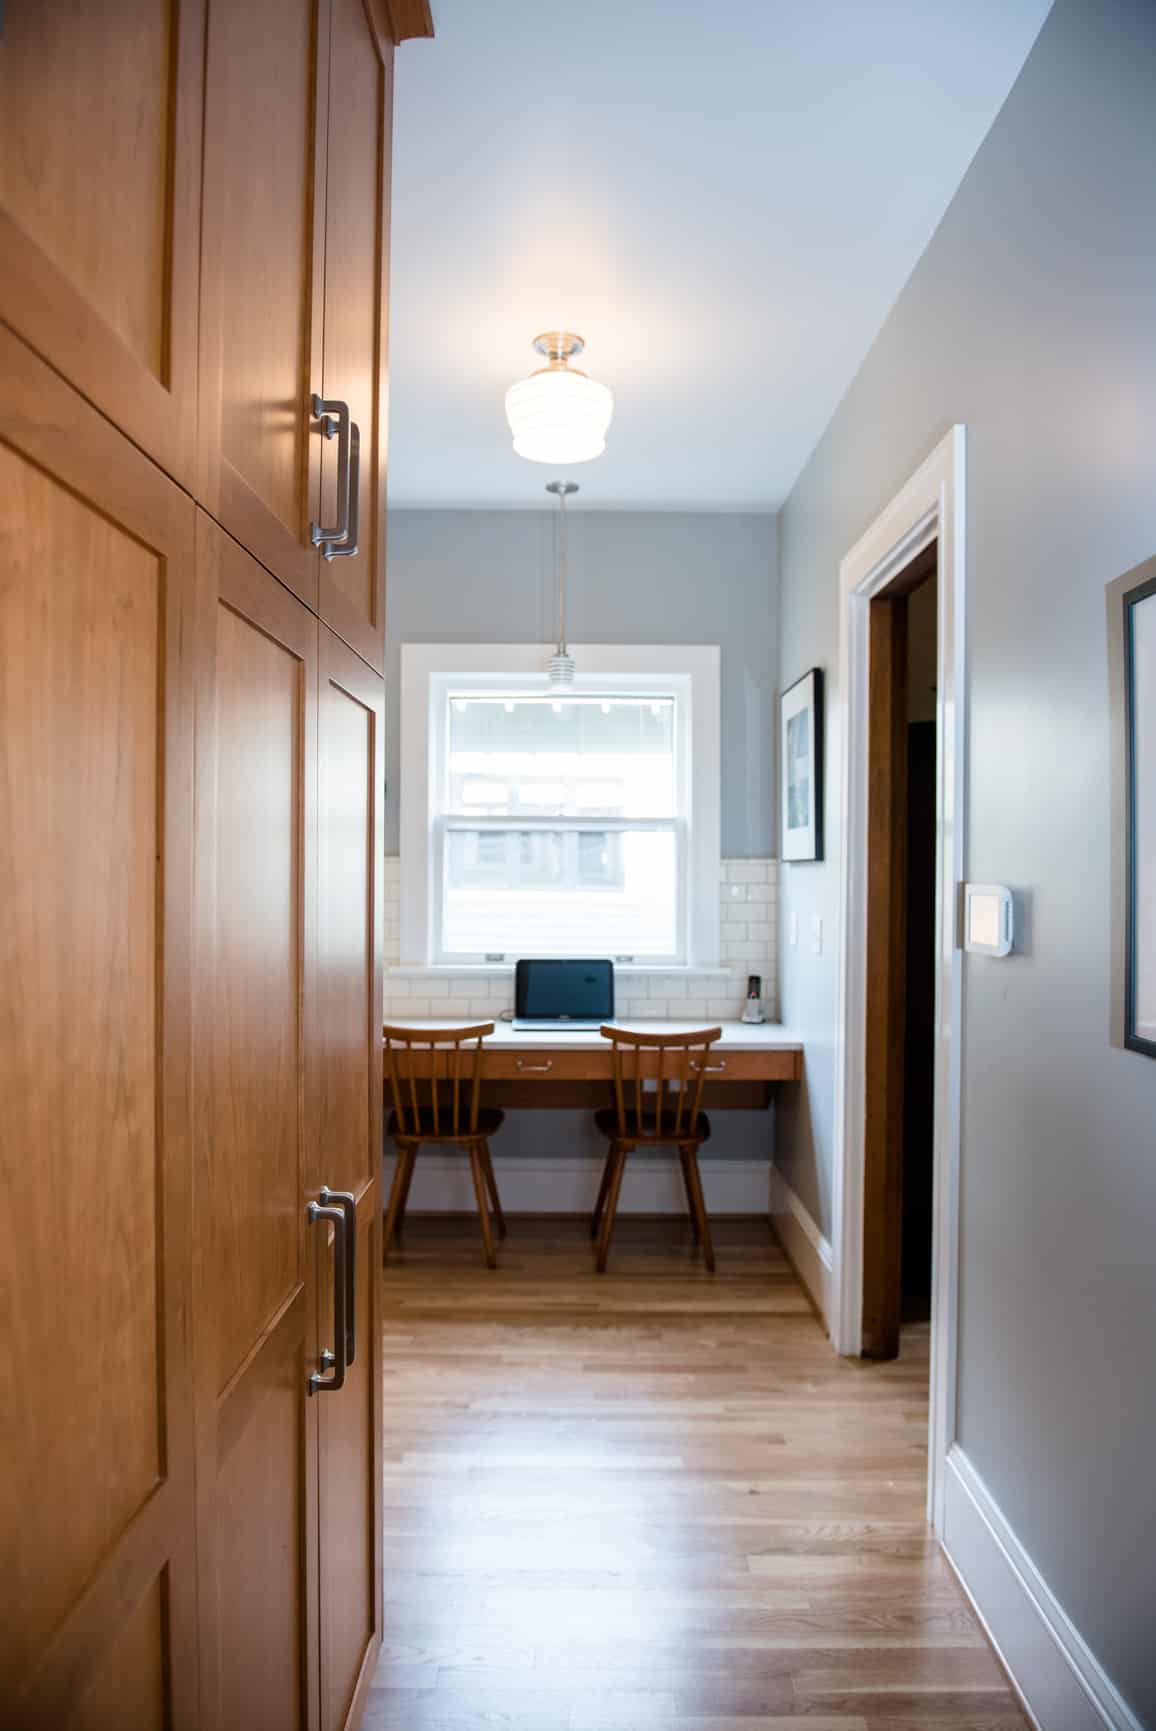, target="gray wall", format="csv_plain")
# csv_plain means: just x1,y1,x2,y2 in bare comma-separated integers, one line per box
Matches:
384,508,778,856
775,0,1156,1718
